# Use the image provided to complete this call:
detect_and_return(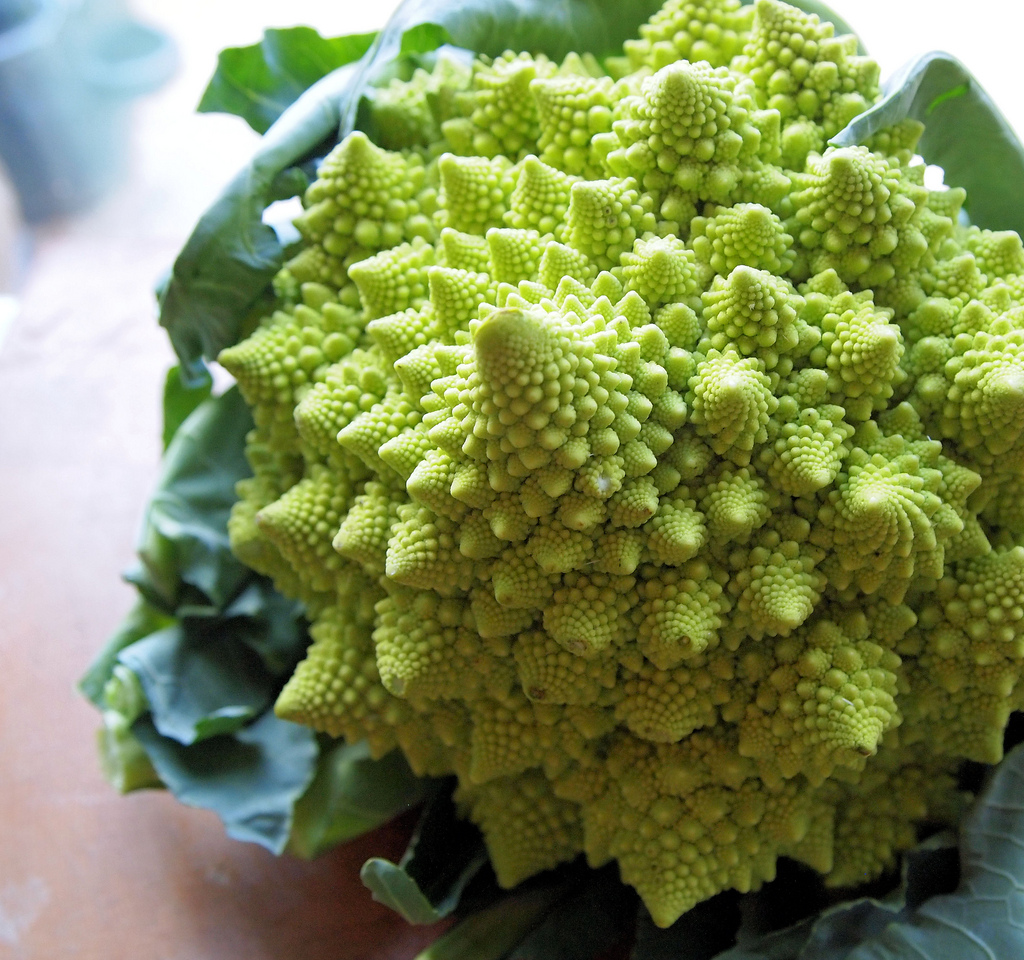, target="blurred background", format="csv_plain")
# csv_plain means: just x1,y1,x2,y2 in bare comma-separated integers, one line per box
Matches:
0,1,1019,958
